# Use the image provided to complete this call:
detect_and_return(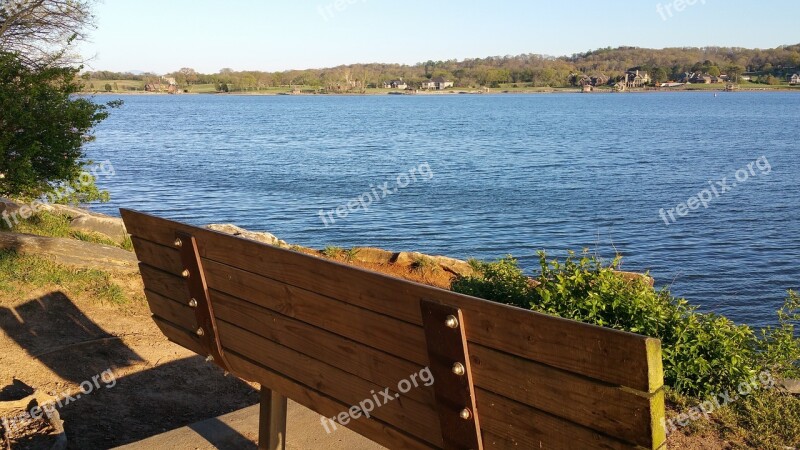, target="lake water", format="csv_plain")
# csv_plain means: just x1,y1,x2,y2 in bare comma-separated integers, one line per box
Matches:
84,92,800,327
